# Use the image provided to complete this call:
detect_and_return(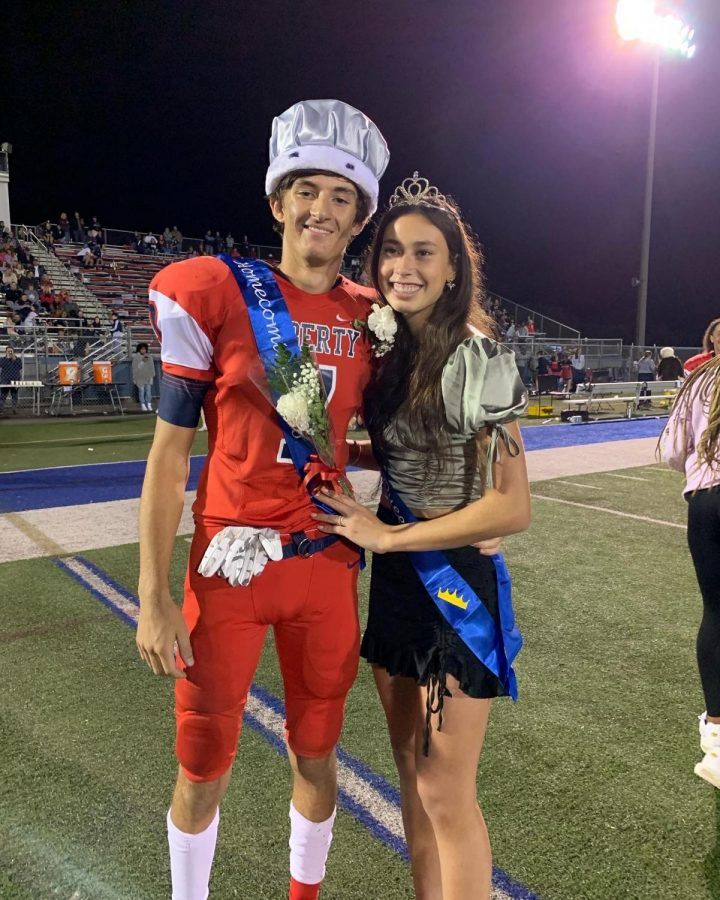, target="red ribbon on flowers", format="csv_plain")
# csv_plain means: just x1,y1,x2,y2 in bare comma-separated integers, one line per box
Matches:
302,455,347,495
